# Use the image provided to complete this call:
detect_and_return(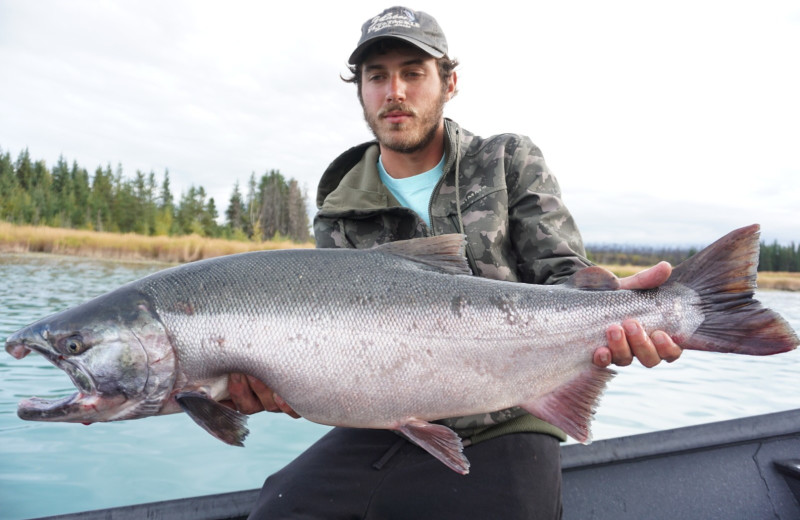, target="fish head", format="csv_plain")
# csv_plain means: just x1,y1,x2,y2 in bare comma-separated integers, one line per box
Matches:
5,288,177,424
